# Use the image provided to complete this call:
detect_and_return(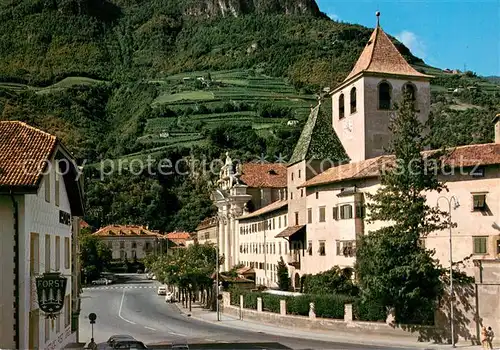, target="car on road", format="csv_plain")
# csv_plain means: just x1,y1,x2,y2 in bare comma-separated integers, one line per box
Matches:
157,285,167,295
107,335,135,347
165,291,175,302
92,277,112,285
112,340,148,349
170,343,189,349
